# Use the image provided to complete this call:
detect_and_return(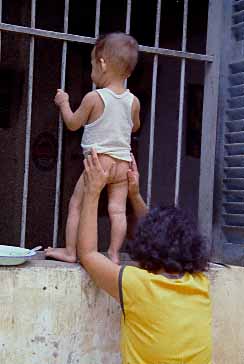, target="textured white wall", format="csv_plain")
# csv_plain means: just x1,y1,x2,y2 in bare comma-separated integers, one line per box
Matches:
0,261,243,364
0,261,121,364
210,265,244,364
